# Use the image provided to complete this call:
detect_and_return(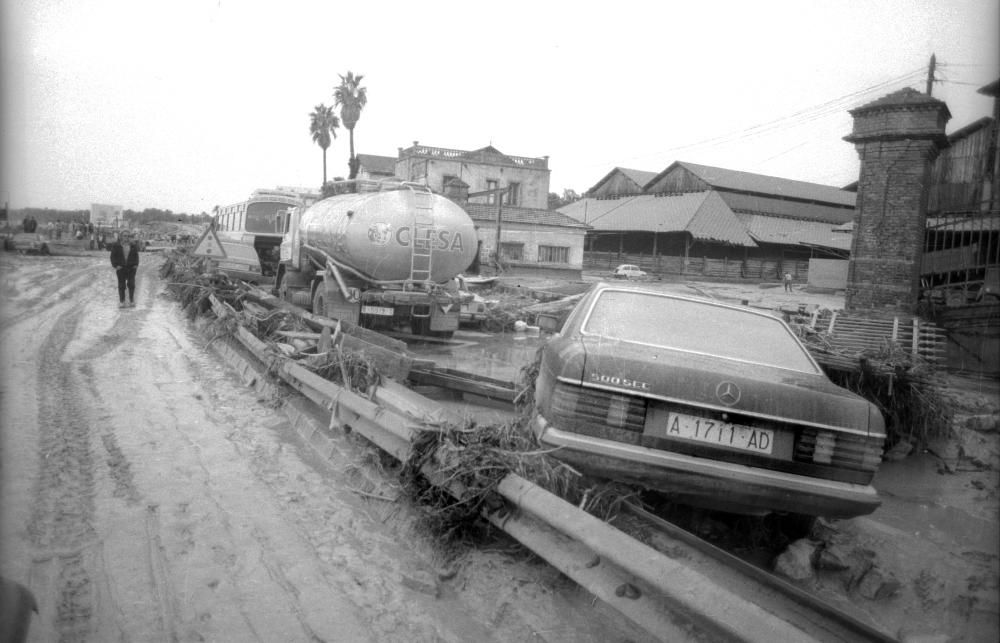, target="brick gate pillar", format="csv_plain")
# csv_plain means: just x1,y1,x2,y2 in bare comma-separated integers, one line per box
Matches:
843,88,951,312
